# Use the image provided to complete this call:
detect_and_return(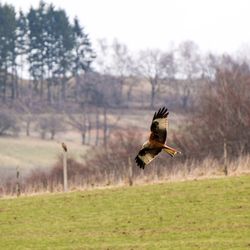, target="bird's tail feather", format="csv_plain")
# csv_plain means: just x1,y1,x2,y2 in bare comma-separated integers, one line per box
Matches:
163,145,180,157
